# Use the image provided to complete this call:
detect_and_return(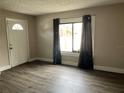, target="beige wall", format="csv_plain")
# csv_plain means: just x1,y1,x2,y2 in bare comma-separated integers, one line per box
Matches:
36,3,124,69
0,9,37,68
